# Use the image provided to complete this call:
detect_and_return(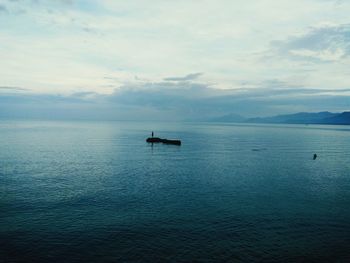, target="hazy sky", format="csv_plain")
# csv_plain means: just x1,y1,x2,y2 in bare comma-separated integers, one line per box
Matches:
1,0,350,119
